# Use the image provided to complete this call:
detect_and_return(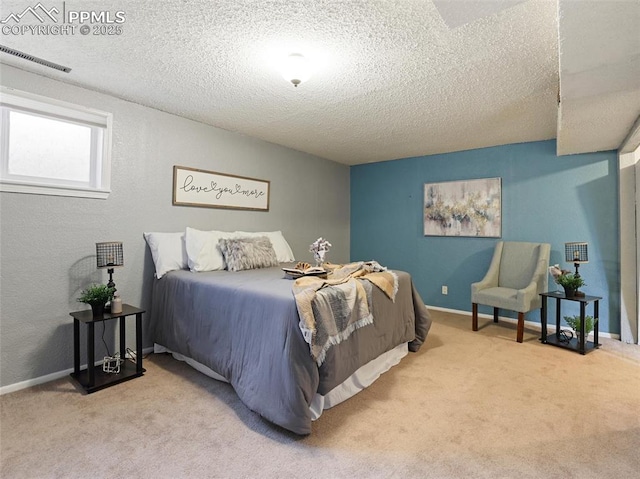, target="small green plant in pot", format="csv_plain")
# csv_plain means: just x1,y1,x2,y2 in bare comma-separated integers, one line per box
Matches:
564,315,596,343
556,273,585,298
77,284,115,317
